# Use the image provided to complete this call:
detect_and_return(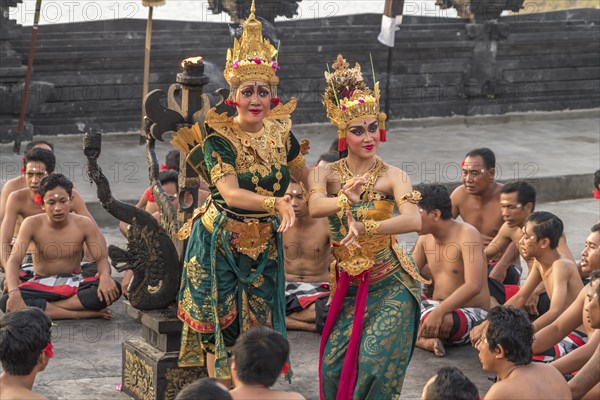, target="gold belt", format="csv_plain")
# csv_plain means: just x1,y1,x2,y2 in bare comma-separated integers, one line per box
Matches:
332,235,392,277
201,202,273,260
